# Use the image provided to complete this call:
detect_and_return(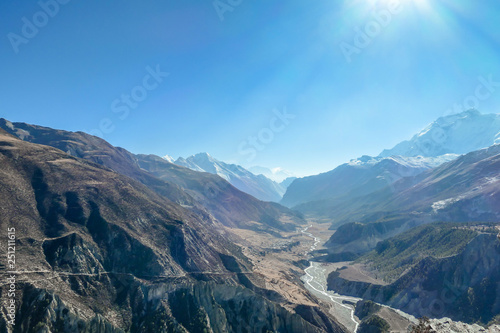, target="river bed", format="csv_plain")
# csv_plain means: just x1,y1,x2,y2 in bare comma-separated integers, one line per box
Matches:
300,225,417,333
300,226,361,332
